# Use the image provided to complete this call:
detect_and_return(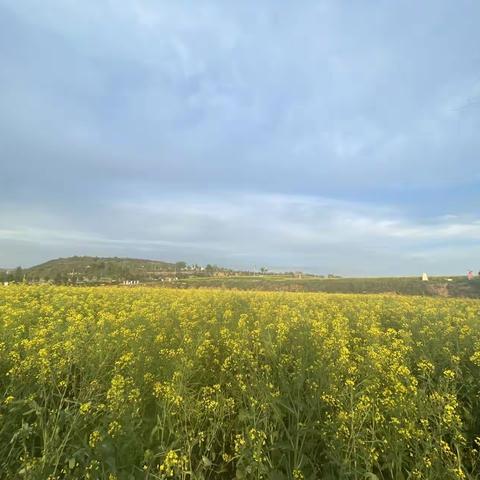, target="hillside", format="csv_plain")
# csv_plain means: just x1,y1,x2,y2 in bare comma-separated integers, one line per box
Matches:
24,256,181,283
